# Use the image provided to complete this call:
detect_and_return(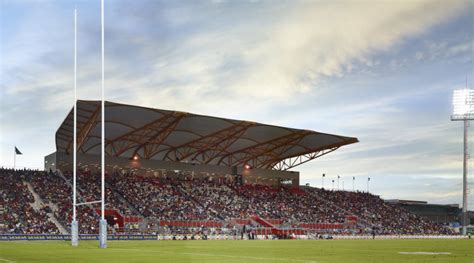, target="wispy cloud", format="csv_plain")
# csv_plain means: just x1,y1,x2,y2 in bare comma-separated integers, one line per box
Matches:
1,0,472,207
